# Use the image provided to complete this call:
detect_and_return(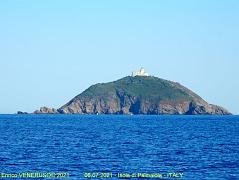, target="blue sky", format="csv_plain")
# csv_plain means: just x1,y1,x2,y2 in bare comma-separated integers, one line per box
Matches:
0,0,238,114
